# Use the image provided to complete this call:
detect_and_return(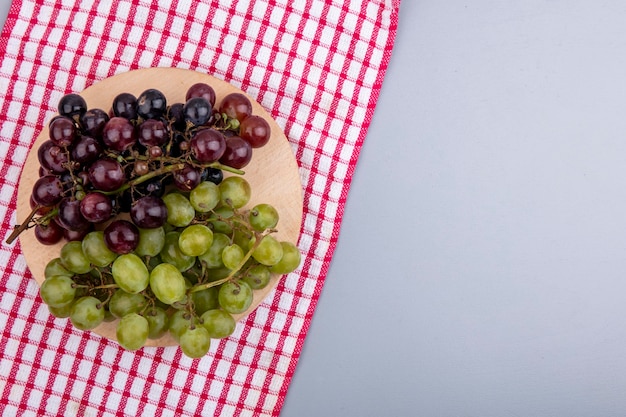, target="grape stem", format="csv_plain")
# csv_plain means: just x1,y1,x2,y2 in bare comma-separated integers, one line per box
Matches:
6,204,42,244
189,231,264,294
